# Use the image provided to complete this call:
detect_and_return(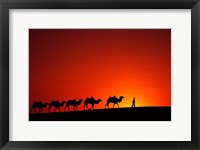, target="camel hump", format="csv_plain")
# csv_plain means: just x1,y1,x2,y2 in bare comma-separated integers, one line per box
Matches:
109,96,116,99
